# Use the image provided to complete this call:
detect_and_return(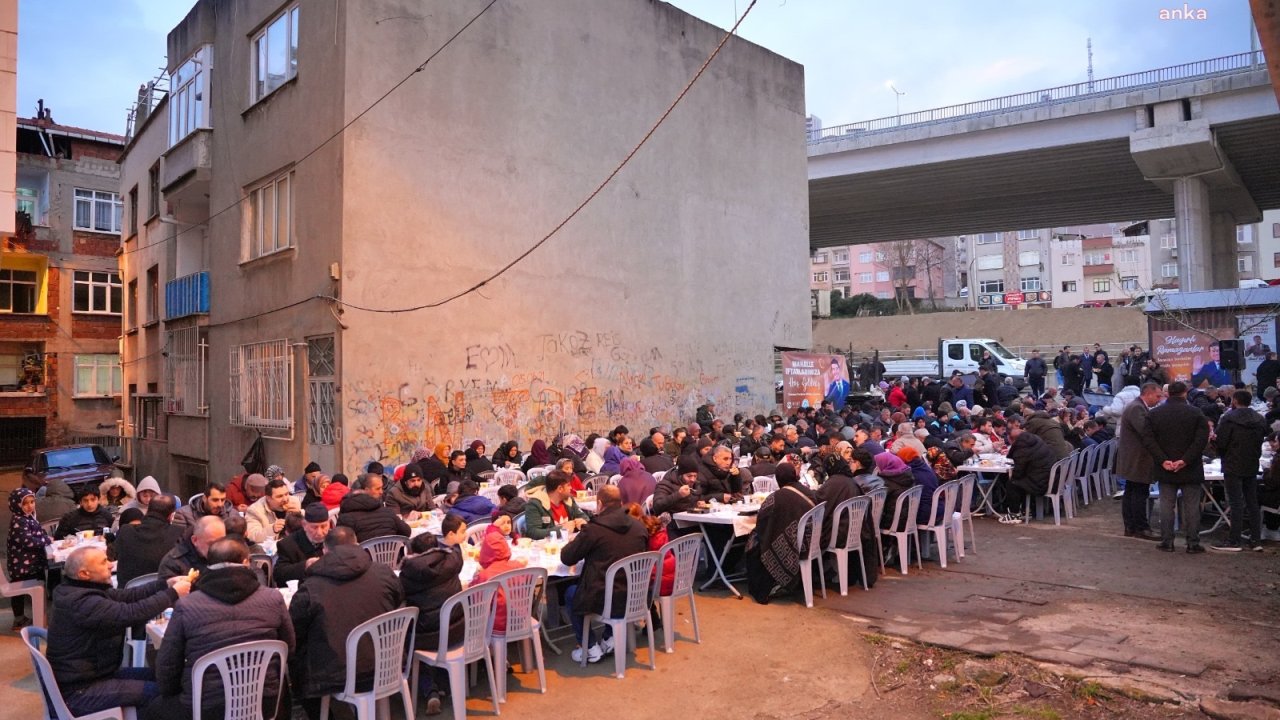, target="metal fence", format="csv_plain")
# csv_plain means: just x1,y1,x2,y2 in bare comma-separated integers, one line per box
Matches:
810,51,1266,143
